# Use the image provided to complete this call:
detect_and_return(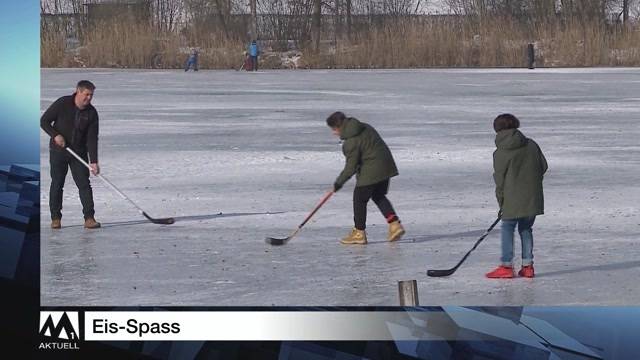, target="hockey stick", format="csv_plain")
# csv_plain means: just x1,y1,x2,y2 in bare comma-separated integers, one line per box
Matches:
265,190,334,245
65,147,175,225
427,217,501,277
